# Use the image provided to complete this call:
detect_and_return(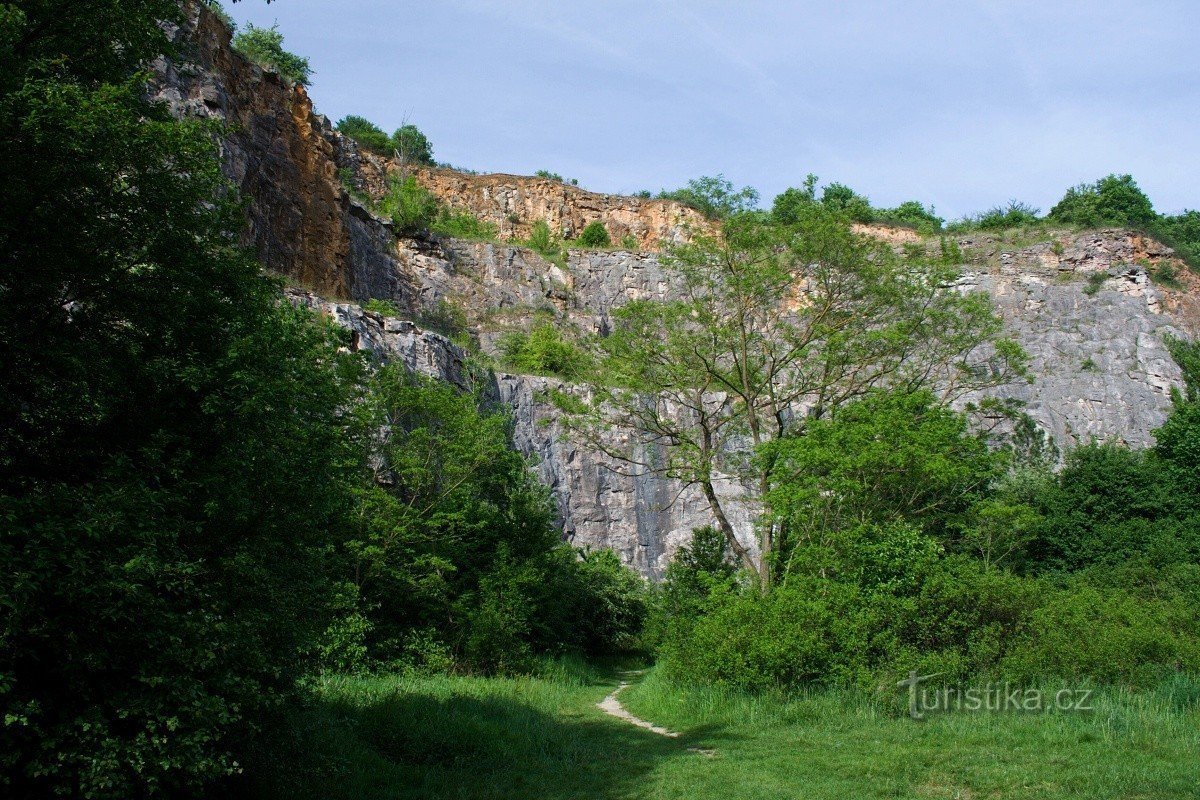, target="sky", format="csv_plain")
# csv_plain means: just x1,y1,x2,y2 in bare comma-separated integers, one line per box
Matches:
223,0,1199,220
